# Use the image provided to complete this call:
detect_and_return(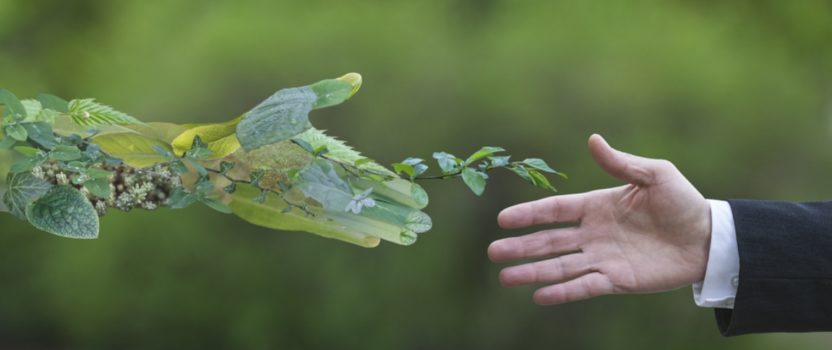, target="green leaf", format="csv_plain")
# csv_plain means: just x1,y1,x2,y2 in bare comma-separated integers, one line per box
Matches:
509,165,532,182
3,172,53,219
5,124,28,141
522,158,558,173
91,133,172,168
170,160,188,174
185,137,214,159
0,133,16,149
527,168,557,192
465,146,505,165
67,98,142,126
22,122,57,148
9,152,47,174
236,73,363,151
229,183,380,248
223,182,237,193
85,168,113,179
167,187,198,209
0,89,27,120
36,93,69,113
236,86,316,151
49,145,82,161
461,167,487,196
489,155,511,167
409,183,429,208
13,146,41,157
25,185,99,239
391,163,415,178
296,160,353,211
201,198,232,214
401,157,428,177
310,79,355,109
432,152,459,174
170,117,242,158
84,178,112,198
219,161,235,175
